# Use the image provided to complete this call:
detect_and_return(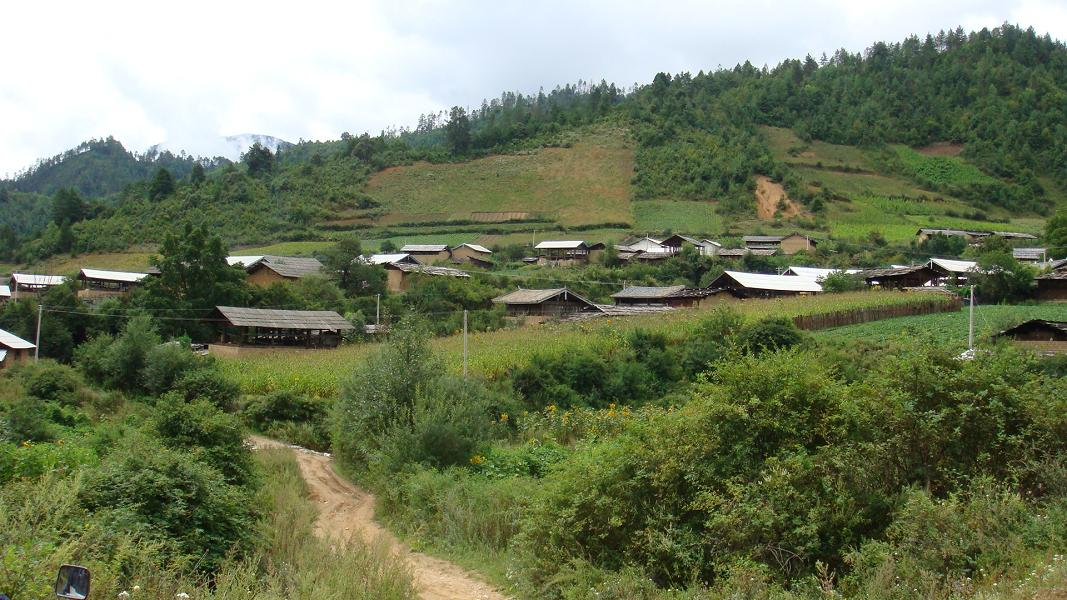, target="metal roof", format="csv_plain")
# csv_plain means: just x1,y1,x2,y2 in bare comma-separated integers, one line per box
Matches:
996,319,1067,338
0,328,36,349
612,285,686,299
856,265,937,279
79,268,151,283
1012,248,1047,260
492,288,599,308
993,231,1038,239
927,258,978,274
717,271,823,292
401,244,449,252
453,243,492,254
214,306,354,330
718,248,778,257
743,235,785,243
364,253,417,265
783,266,860,279
11,273,66,287
534,240,586,249
227,255,264,267
385,263,470,277
1037,270,1067,280
0,285,9,298
252,256,324,279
